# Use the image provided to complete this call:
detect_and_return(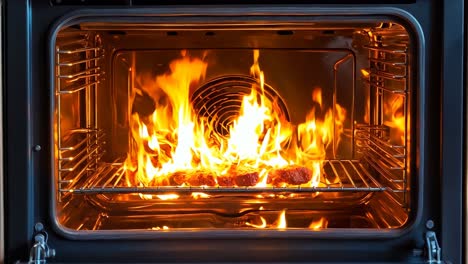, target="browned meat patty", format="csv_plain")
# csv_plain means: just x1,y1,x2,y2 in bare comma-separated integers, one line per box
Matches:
268,166,312,186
